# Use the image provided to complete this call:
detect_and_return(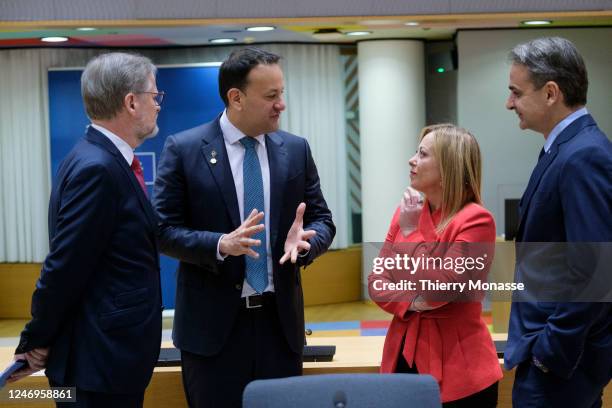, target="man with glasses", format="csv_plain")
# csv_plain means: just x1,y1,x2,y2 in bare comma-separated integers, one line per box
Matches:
144,91,165,106
9,52,163,408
